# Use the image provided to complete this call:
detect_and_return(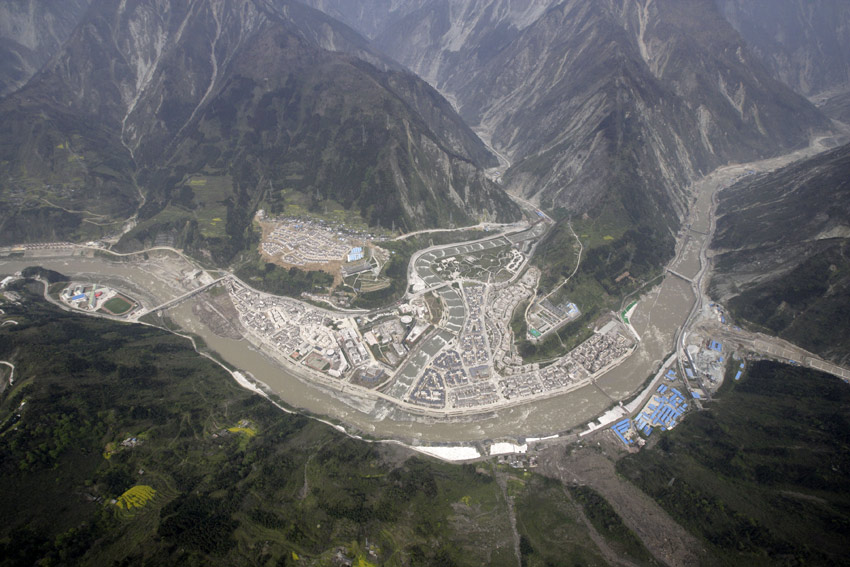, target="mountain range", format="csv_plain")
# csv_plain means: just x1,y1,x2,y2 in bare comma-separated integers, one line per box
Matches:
0,0,519,261
1,0,849,278
0,0,92,96
717,0,850,97
305,0,835,229
2,4,850,564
